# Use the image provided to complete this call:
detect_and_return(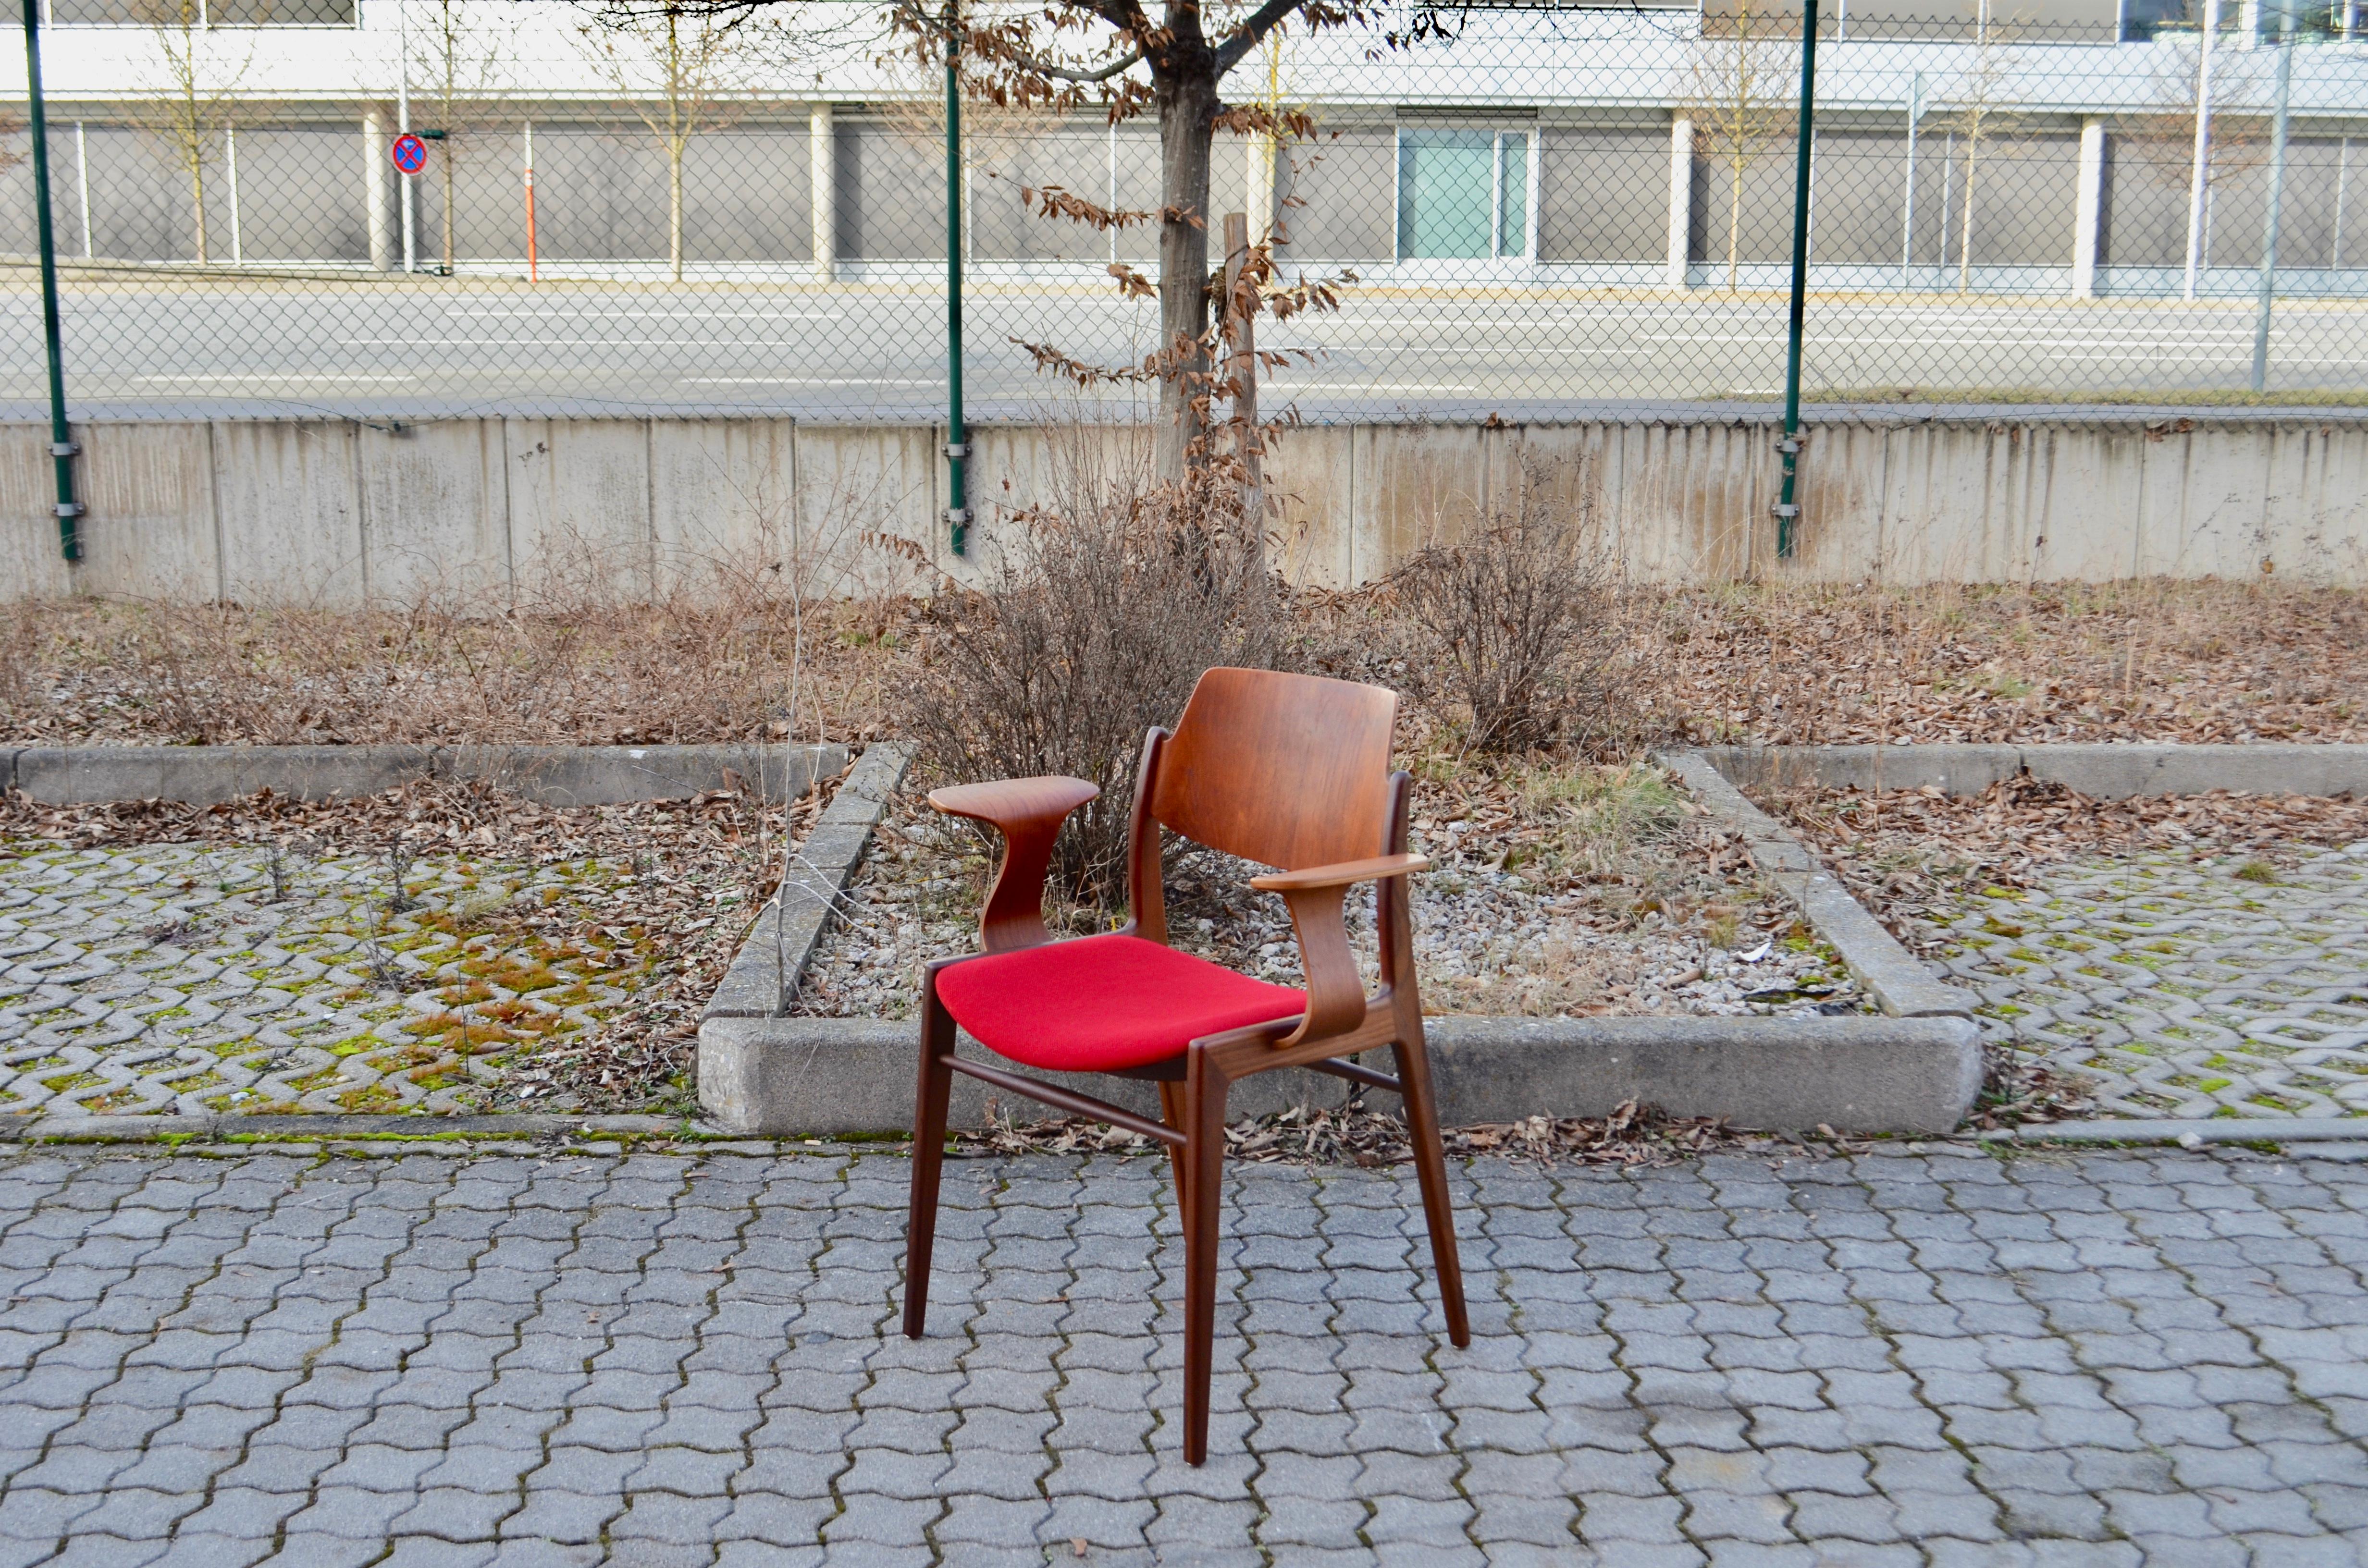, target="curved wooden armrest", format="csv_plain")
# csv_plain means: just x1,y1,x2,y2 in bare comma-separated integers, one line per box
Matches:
925,775,1098,953
1247,855,1428,1052
1248,853,1430,893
